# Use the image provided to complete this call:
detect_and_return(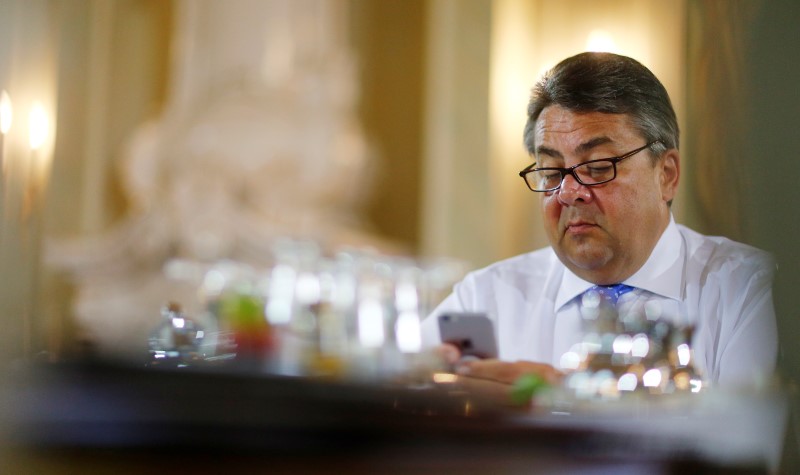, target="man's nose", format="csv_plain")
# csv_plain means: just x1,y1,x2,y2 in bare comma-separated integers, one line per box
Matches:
557,173,592,205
